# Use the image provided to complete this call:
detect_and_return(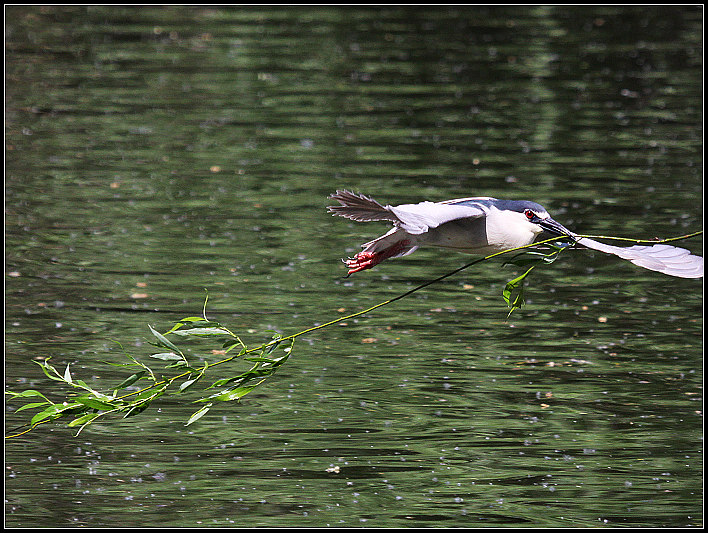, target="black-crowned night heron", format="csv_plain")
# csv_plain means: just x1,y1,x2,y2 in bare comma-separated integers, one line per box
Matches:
327,190,703,279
